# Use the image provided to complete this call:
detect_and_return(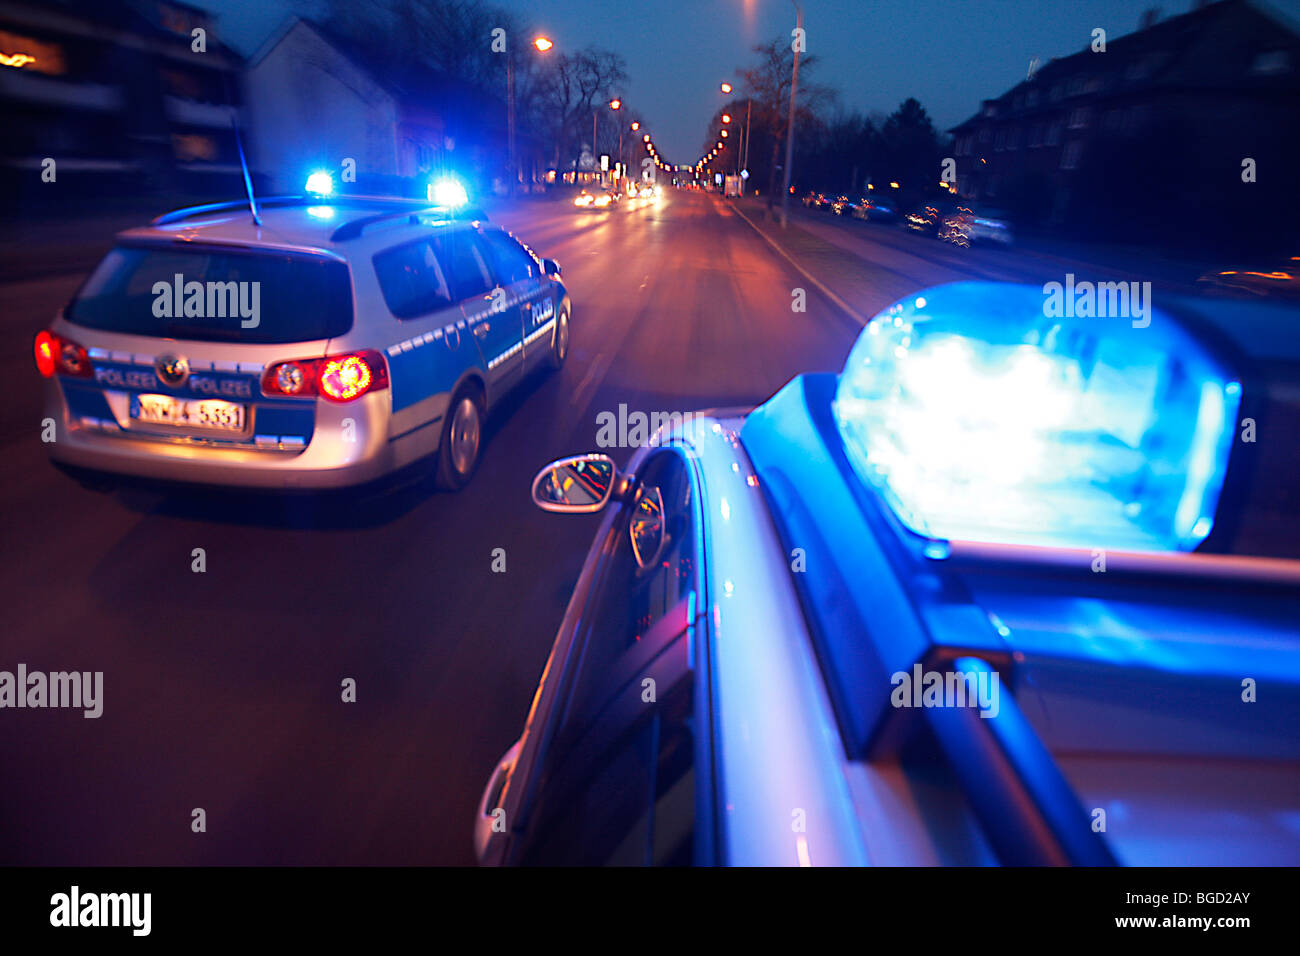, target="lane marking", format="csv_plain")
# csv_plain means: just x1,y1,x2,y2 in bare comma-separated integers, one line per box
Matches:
728,201,869,327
